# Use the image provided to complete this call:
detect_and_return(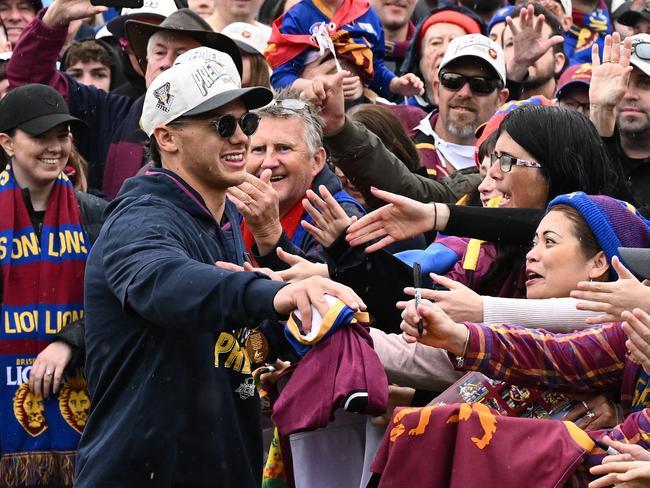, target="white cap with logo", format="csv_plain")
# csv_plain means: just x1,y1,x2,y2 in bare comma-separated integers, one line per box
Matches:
222,22,270,56
628,33,650,77
438,34,506,85
140,47,273,137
